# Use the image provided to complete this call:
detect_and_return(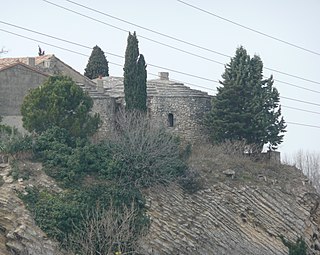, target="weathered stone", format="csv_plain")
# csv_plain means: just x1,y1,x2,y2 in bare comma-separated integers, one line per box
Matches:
139,167,320,255
0,162,65,255
223,169,236,178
